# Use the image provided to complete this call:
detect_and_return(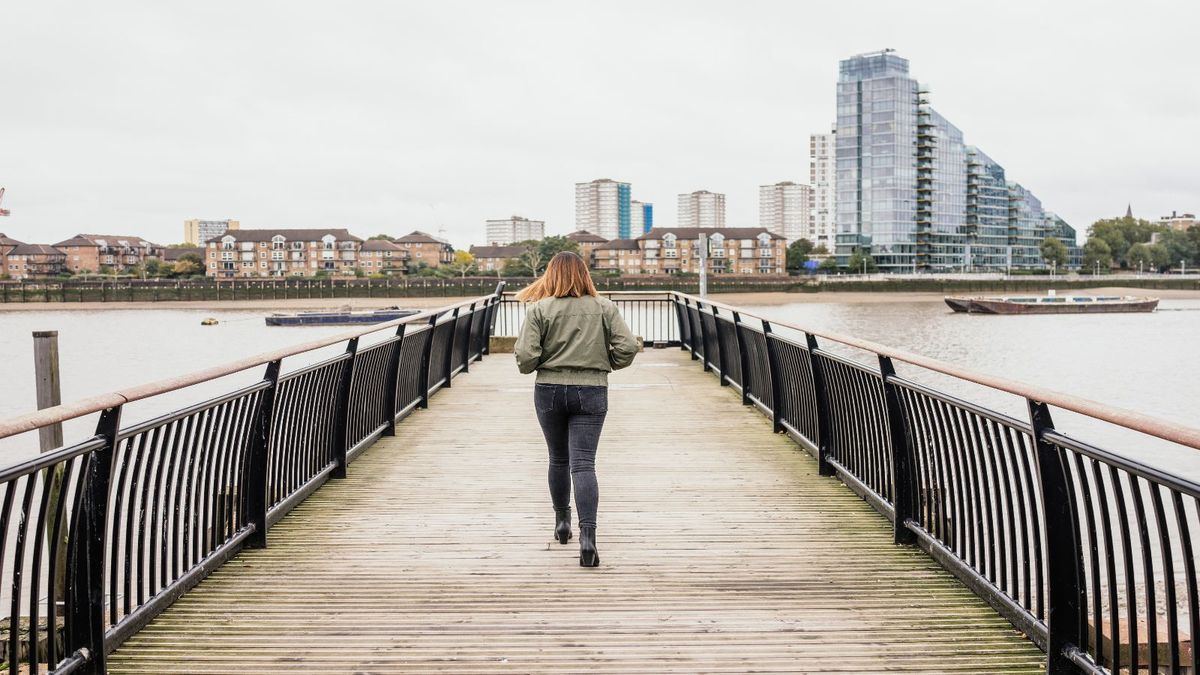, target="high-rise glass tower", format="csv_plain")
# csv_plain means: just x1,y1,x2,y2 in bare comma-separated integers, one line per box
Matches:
834,49,1076,271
